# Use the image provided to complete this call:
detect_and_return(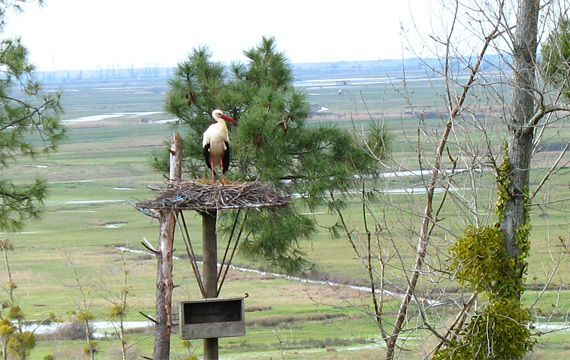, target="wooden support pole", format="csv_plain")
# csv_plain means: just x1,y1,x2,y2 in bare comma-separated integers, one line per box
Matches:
202,210,219,360
153,210,176,360
153,133,181,360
